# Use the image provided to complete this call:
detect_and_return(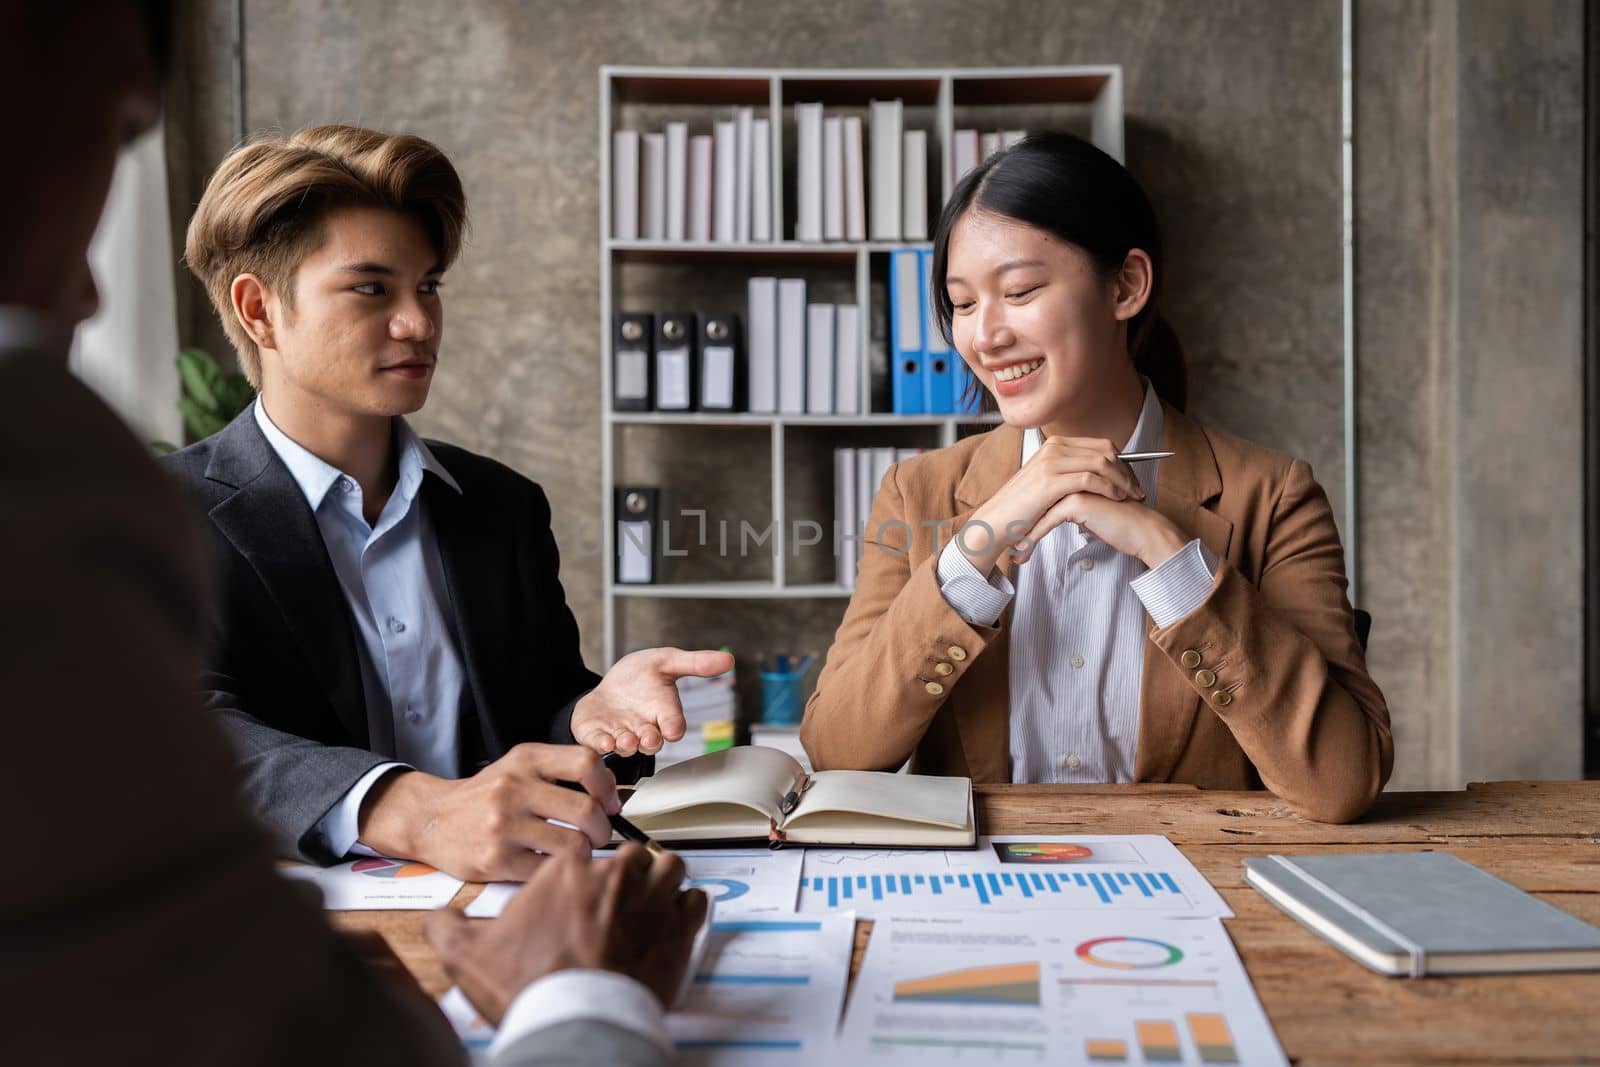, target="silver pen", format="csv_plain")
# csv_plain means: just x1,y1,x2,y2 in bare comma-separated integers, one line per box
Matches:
1117,450,1174,462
